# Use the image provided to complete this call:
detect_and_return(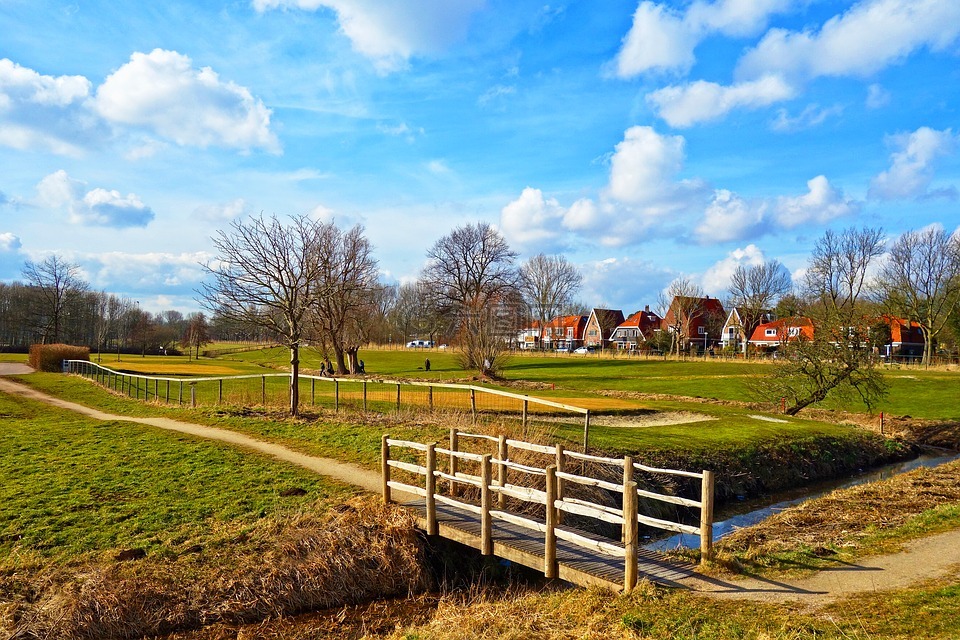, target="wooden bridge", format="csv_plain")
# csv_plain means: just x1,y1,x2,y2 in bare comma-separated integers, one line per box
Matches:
382,431,715,592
